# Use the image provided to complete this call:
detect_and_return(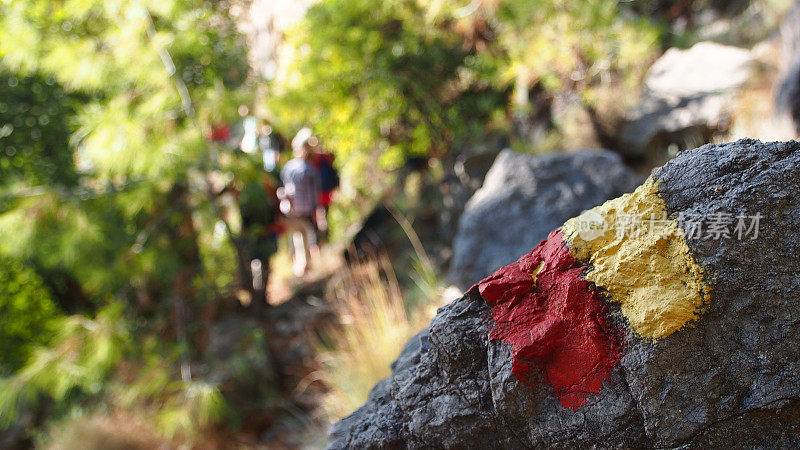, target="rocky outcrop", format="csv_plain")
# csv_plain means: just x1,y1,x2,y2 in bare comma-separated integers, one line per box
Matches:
619,42,753,163
329,139,800,448
447,149,640,290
